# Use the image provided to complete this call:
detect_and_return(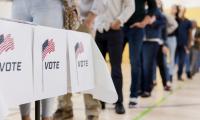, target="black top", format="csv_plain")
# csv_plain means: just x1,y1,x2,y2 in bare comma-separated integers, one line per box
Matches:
124,0,157,27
